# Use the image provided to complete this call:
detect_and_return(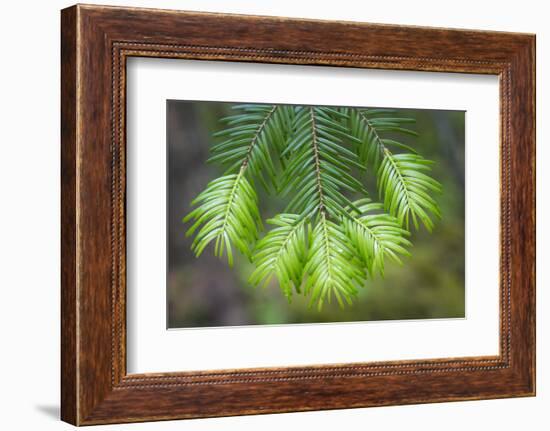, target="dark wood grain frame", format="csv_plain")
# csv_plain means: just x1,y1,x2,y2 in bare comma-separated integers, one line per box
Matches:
61,4,535,426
